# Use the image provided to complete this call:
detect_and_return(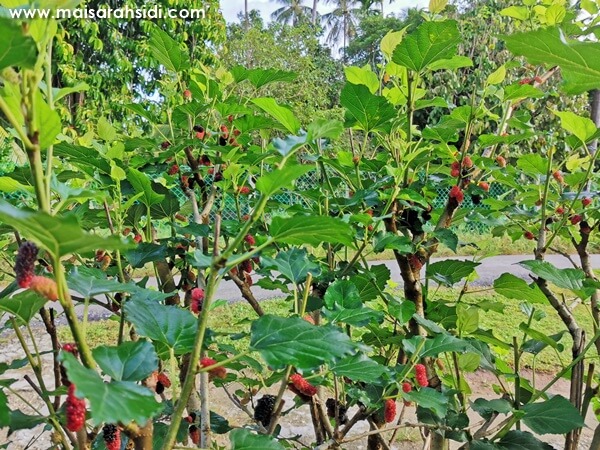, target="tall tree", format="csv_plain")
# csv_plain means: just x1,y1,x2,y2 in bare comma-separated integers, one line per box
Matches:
270,0,313,26
322,0,362,57
312,0,319,24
